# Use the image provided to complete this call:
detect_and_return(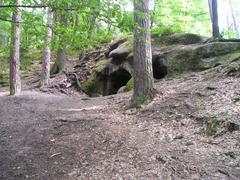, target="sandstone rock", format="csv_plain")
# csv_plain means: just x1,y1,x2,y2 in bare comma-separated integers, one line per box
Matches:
82,33,240,96
109,47,132,65
161,33,207,45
